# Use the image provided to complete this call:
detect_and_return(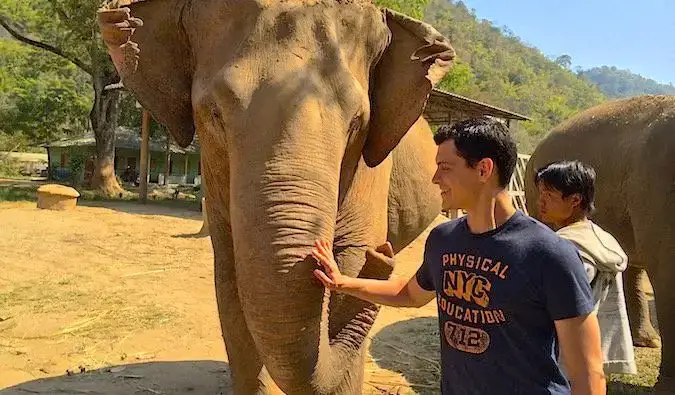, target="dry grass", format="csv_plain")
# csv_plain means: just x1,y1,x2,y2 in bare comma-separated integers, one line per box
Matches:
0,197,661,394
